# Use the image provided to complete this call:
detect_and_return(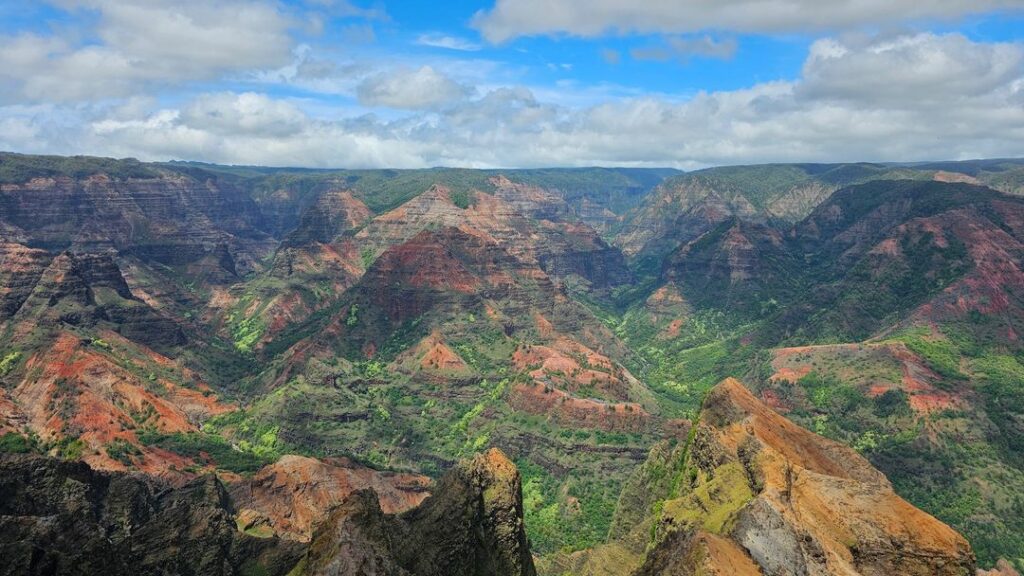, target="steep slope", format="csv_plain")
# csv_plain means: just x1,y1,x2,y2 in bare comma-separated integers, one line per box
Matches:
1,331,232,476
663,218,798,314
354,183,631,290
0,154,274,276
1,447,539,576
614,163,884,261
615,160,1024,268
229,454,431,542
551,379,976,576
0,246,241,476
289,225,629,363
218,189,372,351
0,453,303,576
621,182,1024,571
295,448,535,576
226,227,656,554
771,180,1024,343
